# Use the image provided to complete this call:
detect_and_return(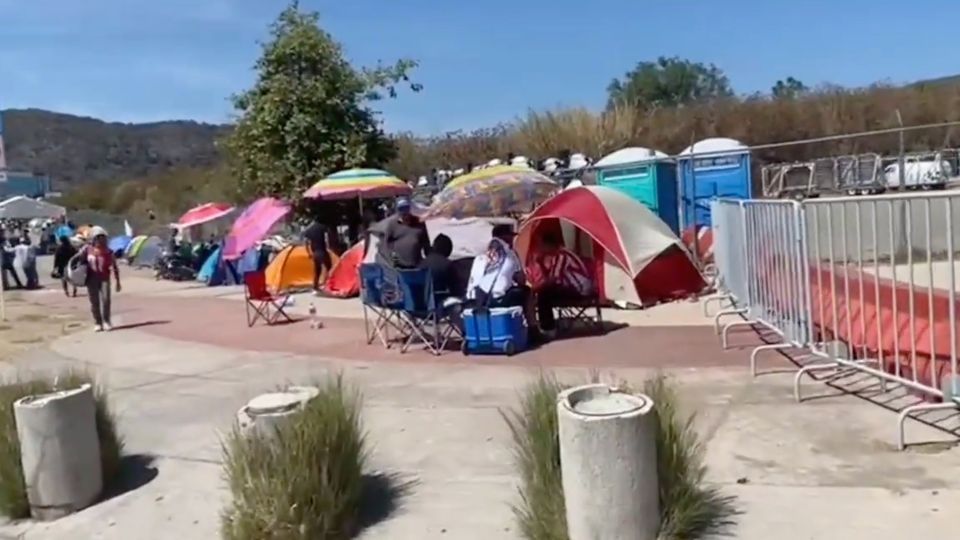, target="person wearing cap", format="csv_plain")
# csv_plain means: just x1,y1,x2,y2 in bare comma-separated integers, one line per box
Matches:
383,197,429,269
78,226,121,332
